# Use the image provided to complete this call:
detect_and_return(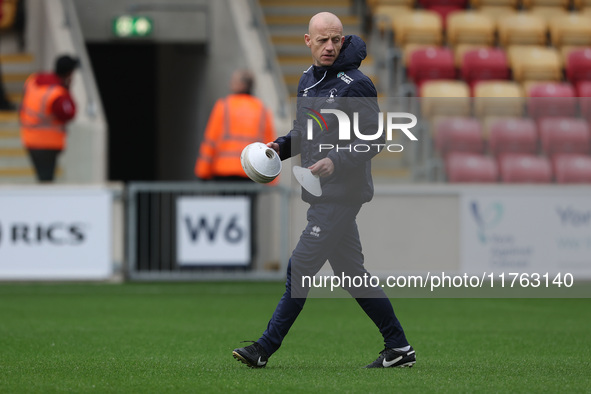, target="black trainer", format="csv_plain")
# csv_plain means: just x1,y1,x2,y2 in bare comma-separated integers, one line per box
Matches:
365,346,416,368
232,341,269,368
